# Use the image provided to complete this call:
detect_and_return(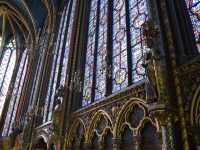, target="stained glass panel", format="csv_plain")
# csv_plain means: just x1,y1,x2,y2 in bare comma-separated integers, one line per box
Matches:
82,0,149,105
129,0,148,82
112,0,128,92
0,40,16,119
185,0,200,51
95,0,108,100
43,0,77,122
82,0,99,106
47,0,77,121
60,0,77,84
